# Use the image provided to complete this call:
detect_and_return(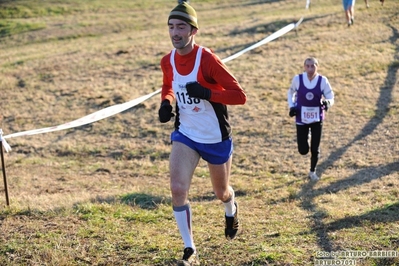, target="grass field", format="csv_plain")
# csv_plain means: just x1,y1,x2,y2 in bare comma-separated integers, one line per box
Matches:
1,0,399,265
